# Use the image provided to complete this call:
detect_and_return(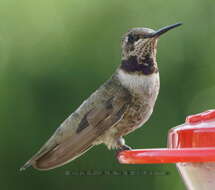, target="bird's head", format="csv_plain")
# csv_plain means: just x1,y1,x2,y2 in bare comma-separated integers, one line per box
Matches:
121,23,182,75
